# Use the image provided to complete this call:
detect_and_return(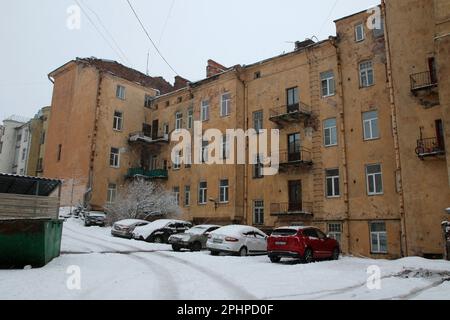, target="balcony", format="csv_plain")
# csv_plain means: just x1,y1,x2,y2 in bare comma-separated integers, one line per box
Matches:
270,202,313,217
269,103,312,125
126,168,168,180
128,132,169,146
279,149,313,169
416,137,445,160
410,71,438,92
